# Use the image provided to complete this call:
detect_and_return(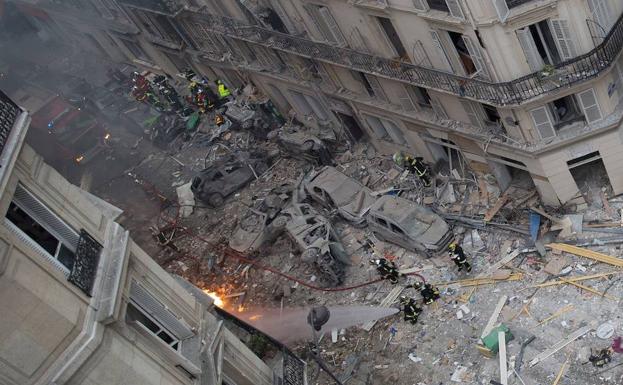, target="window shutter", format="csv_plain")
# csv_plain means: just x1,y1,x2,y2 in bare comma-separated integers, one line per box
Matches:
12,185,79,251
588,0,613,32
130,280,194,340
549,19,577,61
364,74,388,102
430,30,453,72
269,0,297,34
413,40,432,67
462,35,489,80
305,5,332,43
382,119,406,144
516,28,544,72
530,106,555,139
613,62,623,95
430,97,448,120
577,88,603,123
412,0,429,11
318,6,346,46
305,94,329,120
397,85,417,112
351,27,371,52
491,0,510,23
445,0,465,20
365,116,389,139
460,100,484,129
